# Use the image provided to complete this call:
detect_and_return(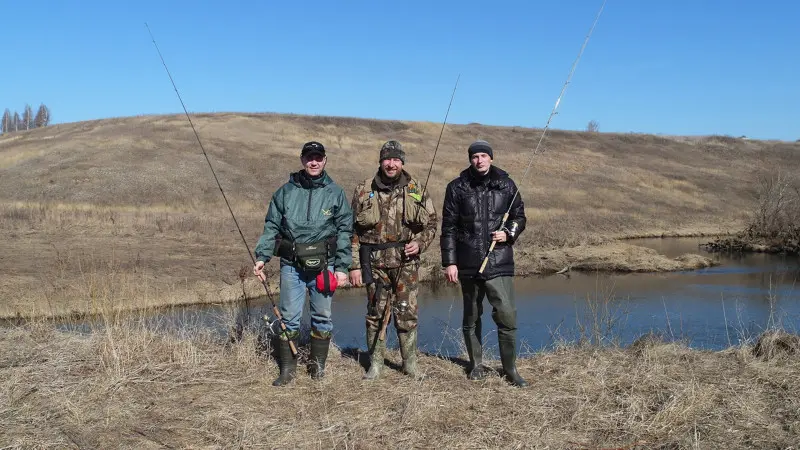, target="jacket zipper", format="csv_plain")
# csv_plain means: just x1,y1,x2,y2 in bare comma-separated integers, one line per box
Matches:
307,188,313,220
482,185,490,257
